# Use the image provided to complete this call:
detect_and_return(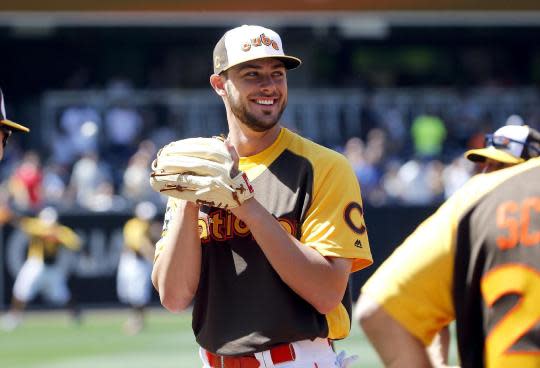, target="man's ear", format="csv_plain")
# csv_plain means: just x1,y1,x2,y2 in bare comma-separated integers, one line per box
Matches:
210,74,227,97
